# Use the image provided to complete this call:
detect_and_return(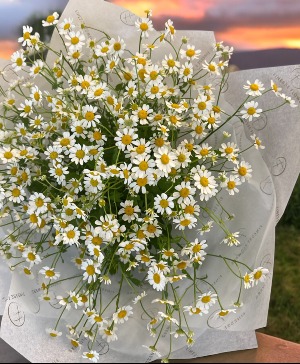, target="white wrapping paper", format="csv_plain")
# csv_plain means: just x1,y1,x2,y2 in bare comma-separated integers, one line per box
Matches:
0,0,299,362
